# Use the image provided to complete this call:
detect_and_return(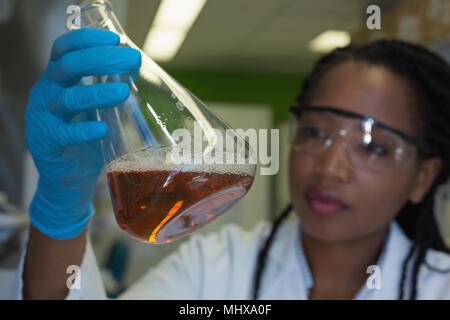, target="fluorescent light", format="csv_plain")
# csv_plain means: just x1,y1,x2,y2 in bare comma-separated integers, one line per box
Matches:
308,30,351,53
143,0,208,61
153,0,207,31
143,29,185,62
